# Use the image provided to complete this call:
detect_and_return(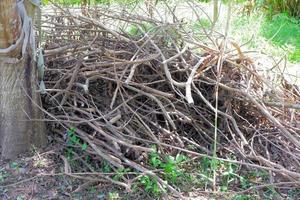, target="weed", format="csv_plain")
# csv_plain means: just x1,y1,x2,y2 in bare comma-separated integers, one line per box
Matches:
149,148,188,184
113,168,131,181
135,148,190,196
101,161,112,173
139,175,162,196
220,161,240,192
108,191,119,200
149,149,162,168
64,127,89,159
262,186,281,200
239,176,251,189
66,127,88,150
0,168,9,183
195,156,271,193
61,127,92,171
161,154,187,183
89,186,97,193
